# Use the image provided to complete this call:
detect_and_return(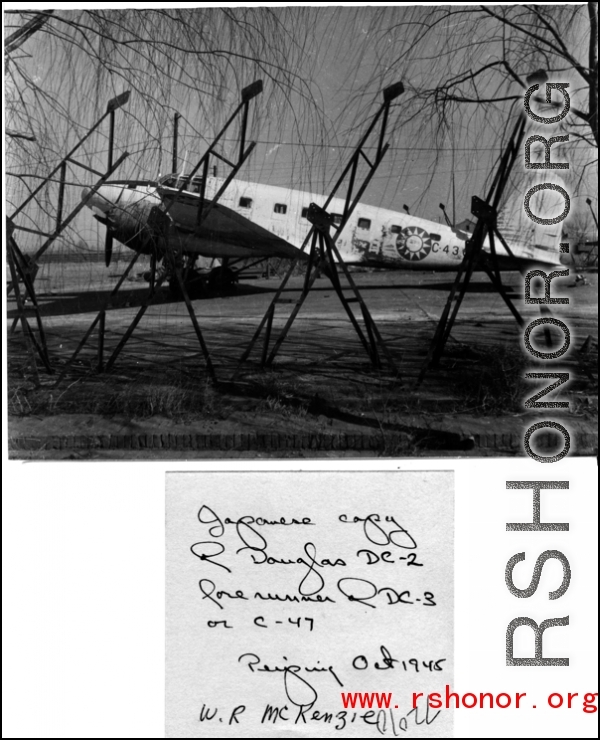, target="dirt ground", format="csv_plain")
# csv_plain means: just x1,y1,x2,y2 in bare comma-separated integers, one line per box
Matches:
7,257,598,459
